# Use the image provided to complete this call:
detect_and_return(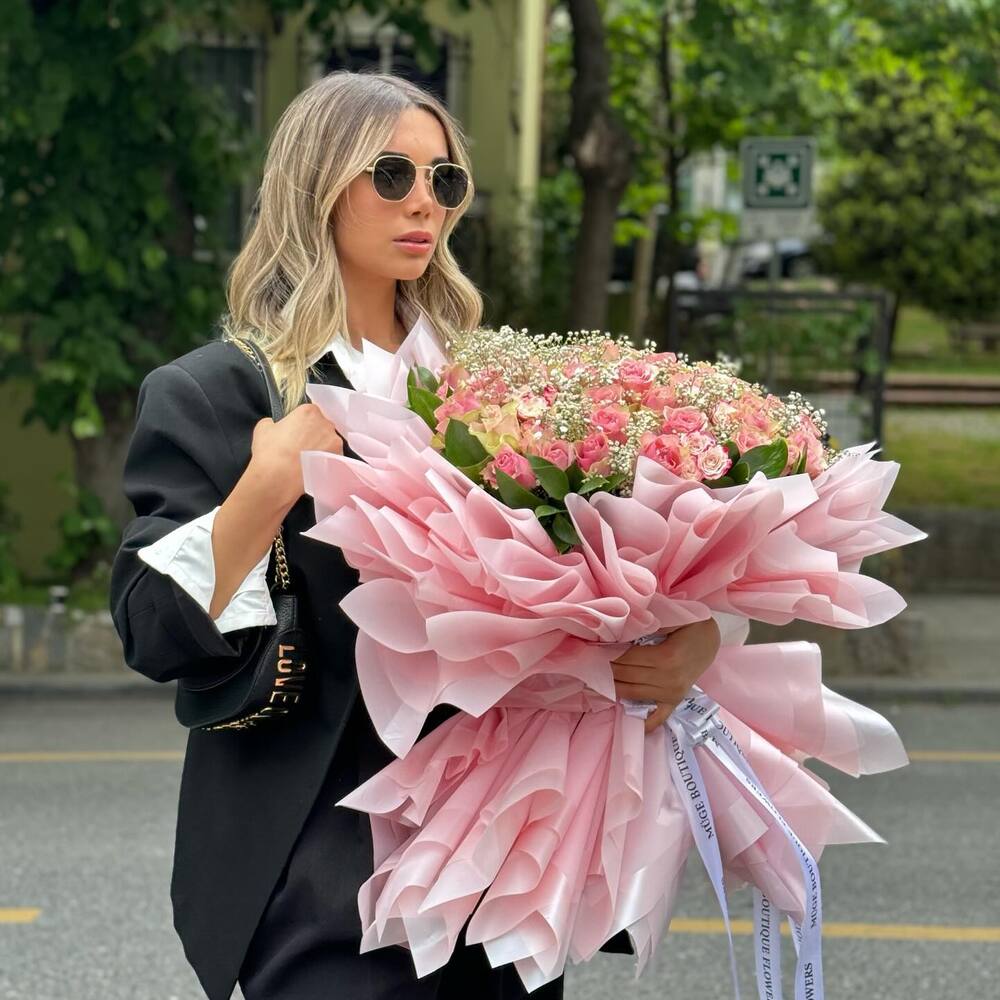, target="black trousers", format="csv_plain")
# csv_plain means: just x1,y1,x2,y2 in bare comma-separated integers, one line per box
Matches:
238,700,565,999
